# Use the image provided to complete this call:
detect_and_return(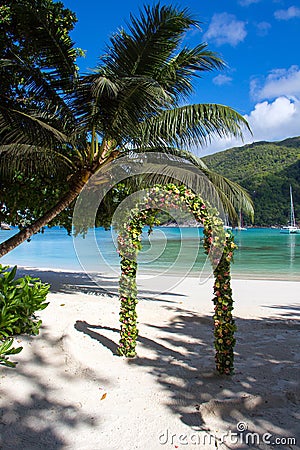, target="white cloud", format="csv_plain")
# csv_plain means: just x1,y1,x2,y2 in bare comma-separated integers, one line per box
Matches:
255,21,271,36
213,74,233,86
239,0,261,6
204,13,247,47
200,97,300,156
274,6,300,20
245,96,299,138
251,65,300,100
199,65,300,156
